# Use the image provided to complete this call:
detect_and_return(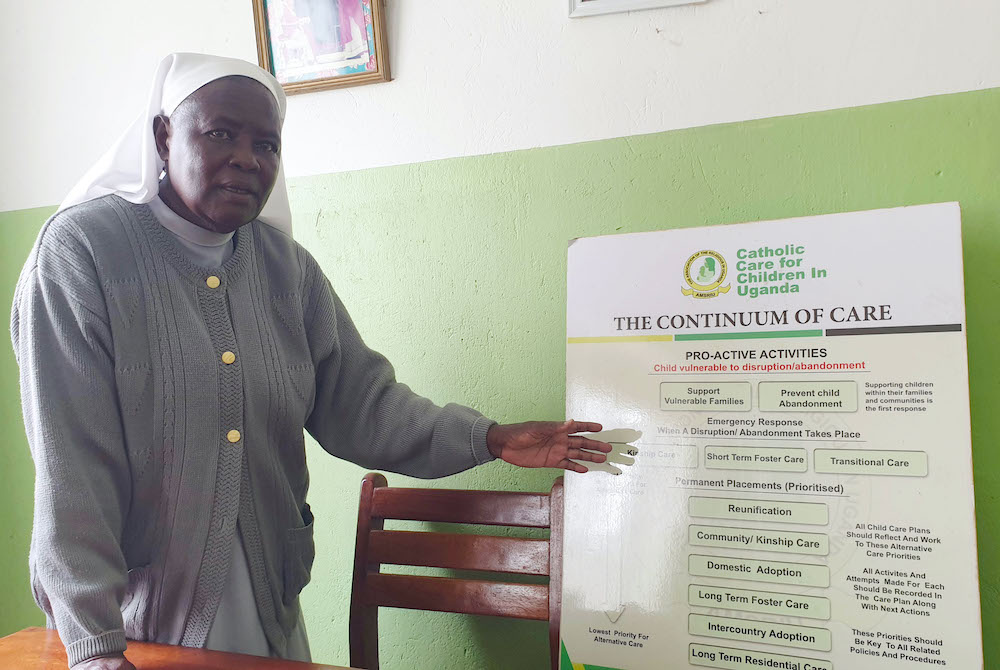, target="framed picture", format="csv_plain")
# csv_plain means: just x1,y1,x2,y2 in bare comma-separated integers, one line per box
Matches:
252,0,390,94
569,0,705,18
